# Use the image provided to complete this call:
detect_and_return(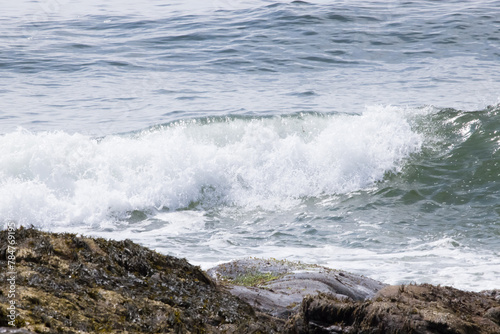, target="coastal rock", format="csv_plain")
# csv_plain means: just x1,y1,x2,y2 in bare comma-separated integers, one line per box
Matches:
2,227,499,333
207,258,386,319
285,284,500,333
0,227,283,333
